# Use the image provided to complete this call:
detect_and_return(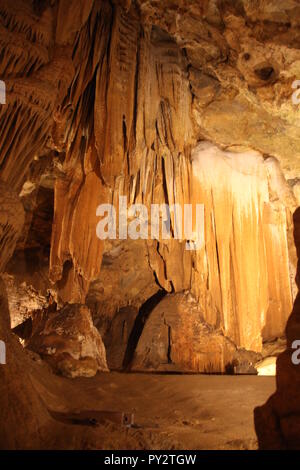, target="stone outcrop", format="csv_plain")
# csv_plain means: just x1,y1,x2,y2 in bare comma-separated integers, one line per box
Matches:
44,0,297,358
130,292,260,373
0,278,51,449
254,207,300,449
104,305,140,370
0,181,49,449
0,1,104,449
0,0,296,356
2,273,48,328
87,239,159,327
25,303,108,378
0,0,300,449
104,290,166,370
